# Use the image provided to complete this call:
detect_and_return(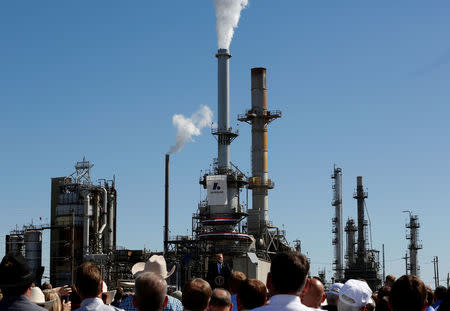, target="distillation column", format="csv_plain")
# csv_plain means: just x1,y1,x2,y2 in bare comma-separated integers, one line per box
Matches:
345,219,357,267
331,165,344,280
238,68,281,238
353,176,368,265
406,213,422,276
